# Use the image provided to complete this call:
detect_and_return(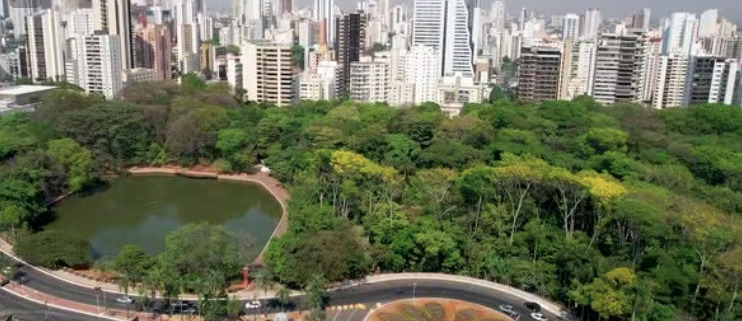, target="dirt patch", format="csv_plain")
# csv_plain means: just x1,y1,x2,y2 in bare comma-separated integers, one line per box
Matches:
367,299,512,321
